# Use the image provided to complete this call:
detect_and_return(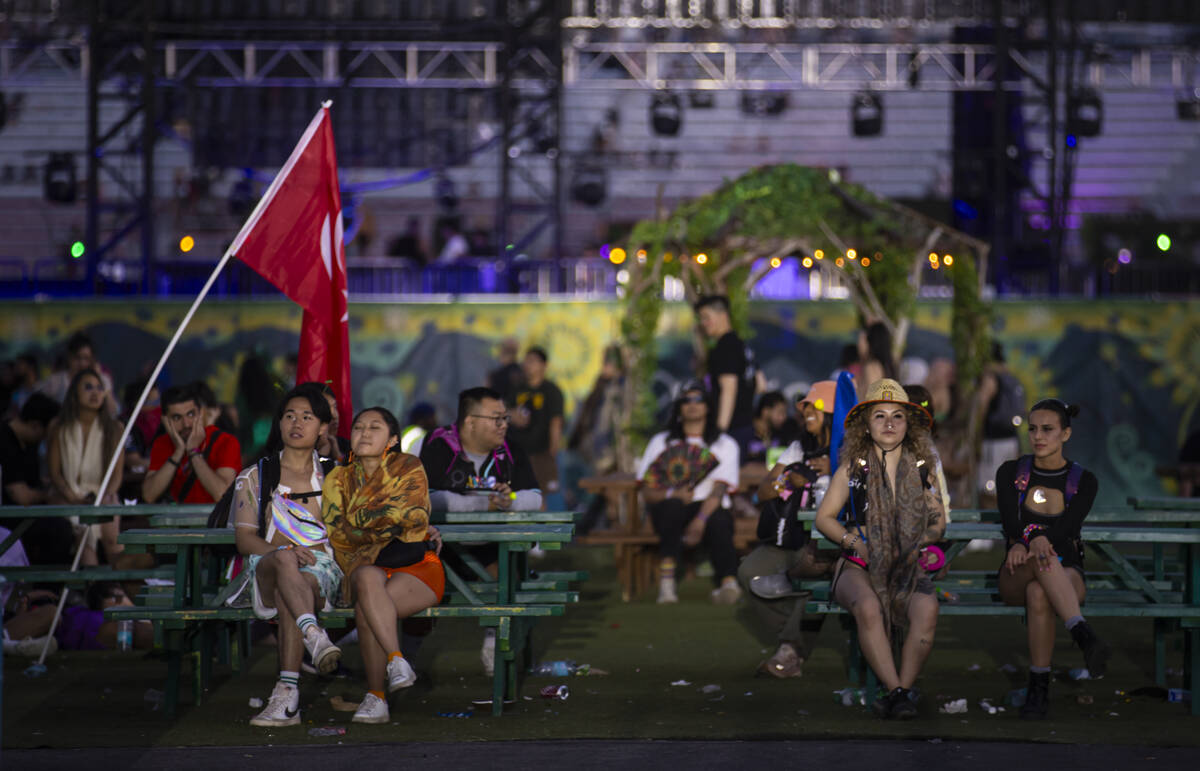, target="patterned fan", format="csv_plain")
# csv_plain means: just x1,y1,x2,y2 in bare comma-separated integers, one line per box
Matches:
644,442,720,489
